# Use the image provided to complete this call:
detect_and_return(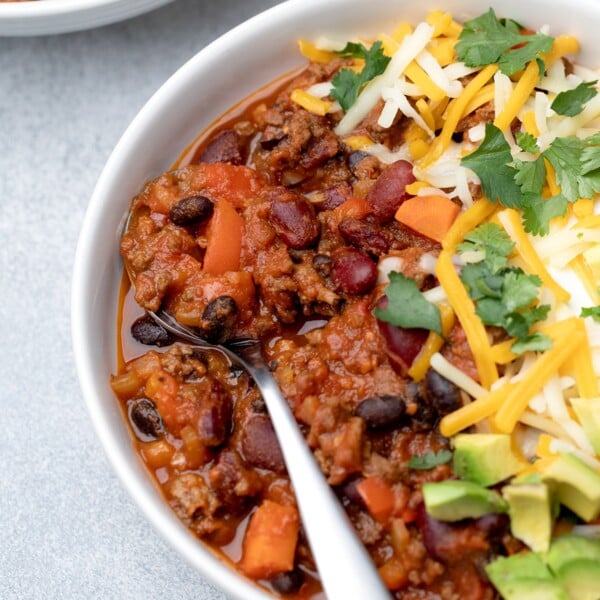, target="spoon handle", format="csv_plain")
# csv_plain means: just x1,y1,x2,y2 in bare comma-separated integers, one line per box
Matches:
237,344,391,600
